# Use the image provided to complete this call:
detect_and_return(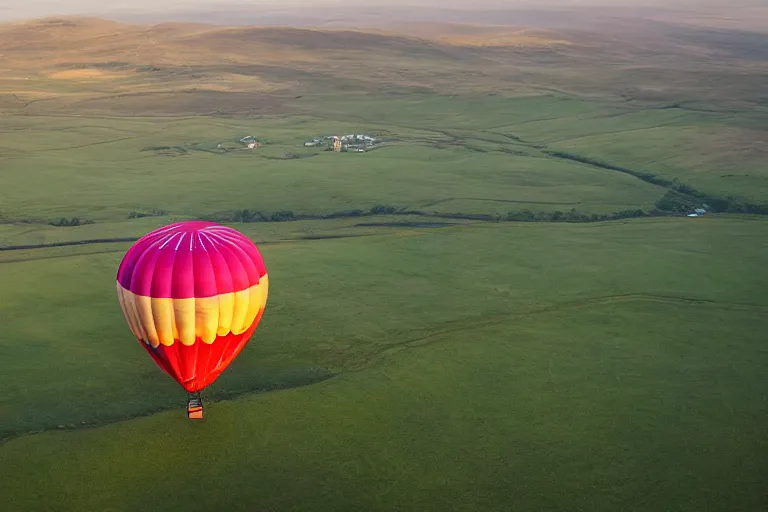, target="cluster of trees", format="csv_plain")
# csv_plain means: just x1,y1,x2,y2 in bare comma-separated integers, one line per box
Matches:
48,217,93,227
229,209,267,222
653,190,768,215
370,204,398,215
724,202,768,215
177,184,768,227
209,204,657,225
506,208,648,223
223,209,298,223
214,205,403,223
654,191,699,213
270,210,296,222
127,209,168,219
